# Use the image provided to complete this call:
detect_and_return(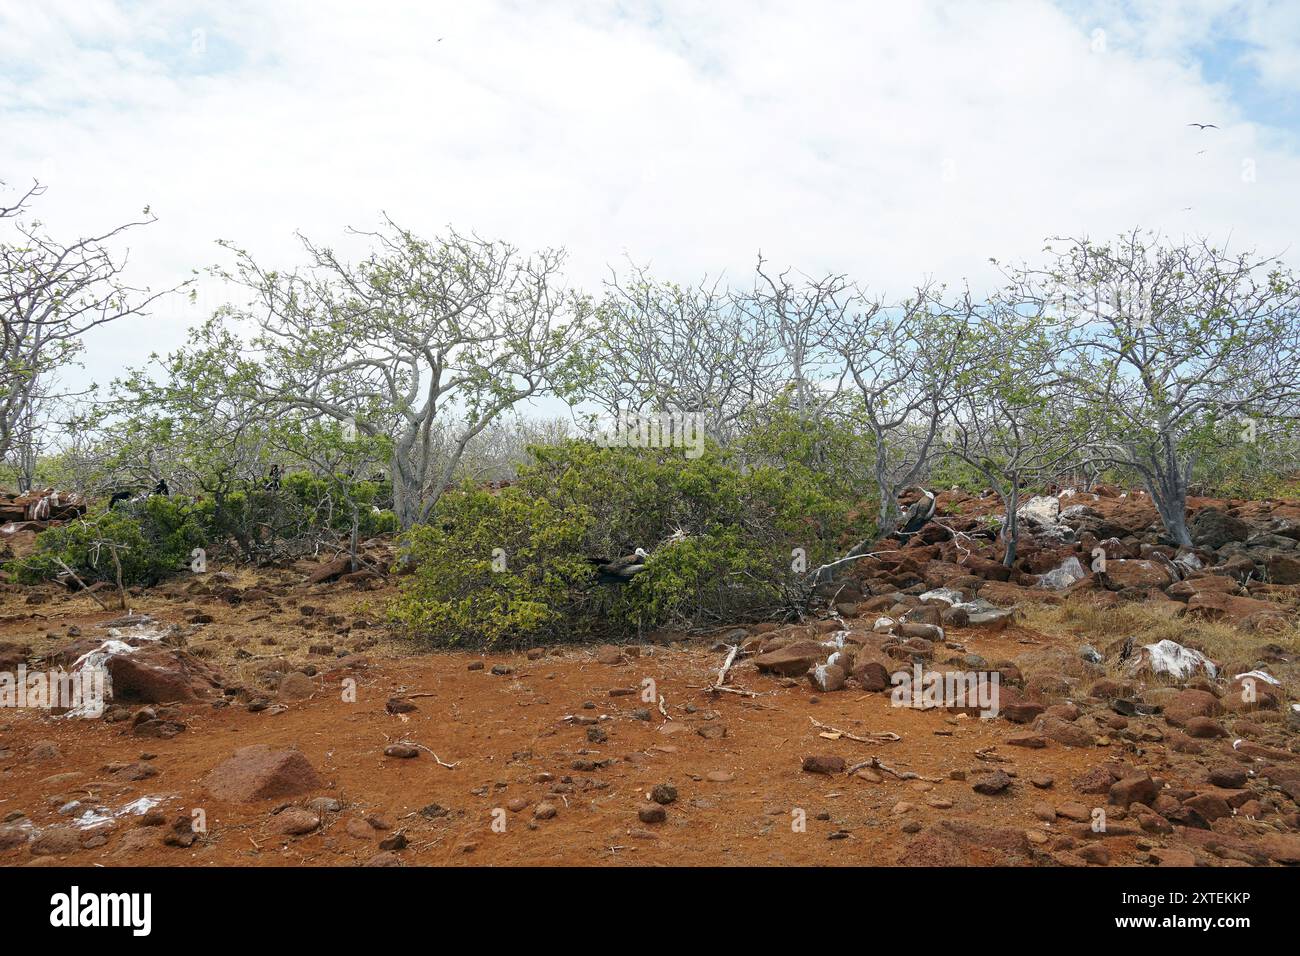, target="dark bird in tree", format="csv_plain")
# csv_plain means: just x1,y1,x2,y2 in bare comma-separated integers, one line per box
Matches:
152,479,170,496
108,491,133,510
1187,123,1218,130
893,487,936,543
264,464,282,491
588,547,650,585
